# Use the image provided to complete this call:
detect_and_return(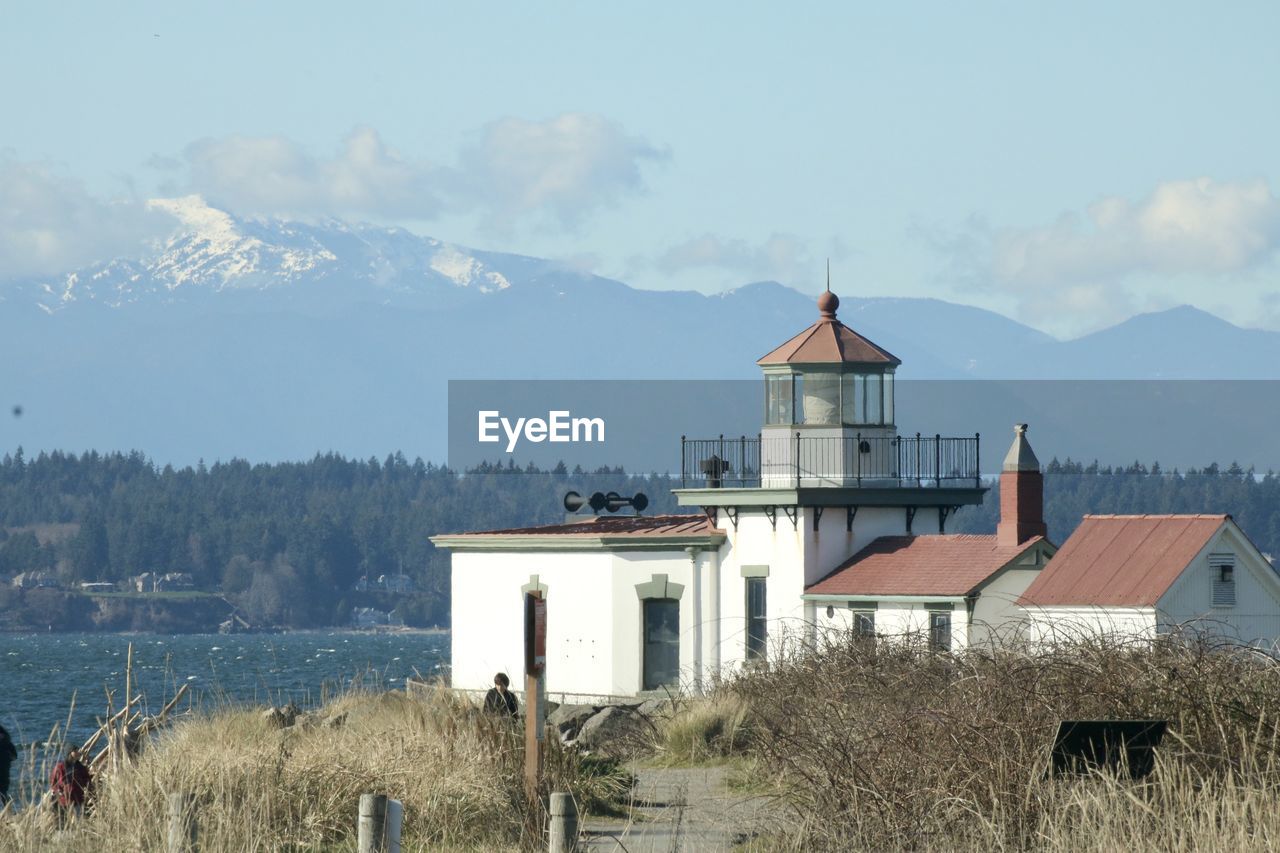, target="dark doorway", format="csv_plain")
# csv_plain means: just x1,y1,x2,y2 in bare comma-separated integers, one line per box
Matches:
643,598,680,690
